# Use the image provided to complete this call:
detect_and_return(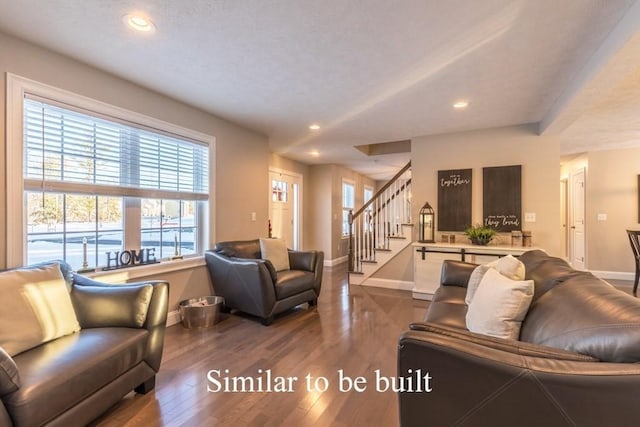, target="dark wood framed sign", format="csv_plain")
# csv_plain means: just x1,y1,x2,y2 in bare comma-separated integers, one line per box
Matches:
437,168,472,231
483,165,521,232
